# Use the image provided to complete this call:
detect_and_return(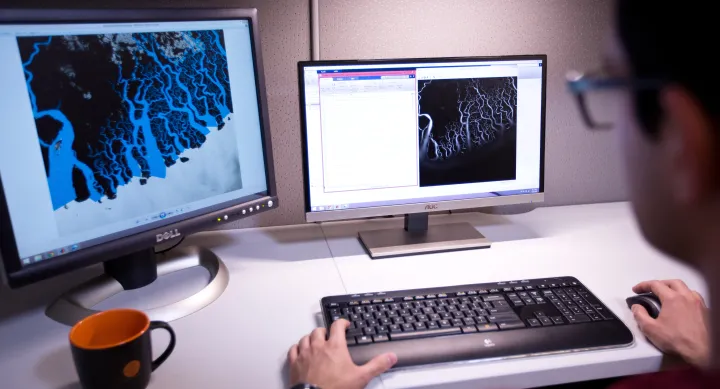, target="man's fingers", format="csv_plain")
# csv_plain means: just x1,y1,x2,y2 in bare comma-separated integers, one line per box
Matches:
299,335,311,353
288,344,299,364
631,304,657,335
662,279,691,293
693,291,707,307
310,328,327,346
633,280,674,301
360,352,398,379
329,319,350,346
